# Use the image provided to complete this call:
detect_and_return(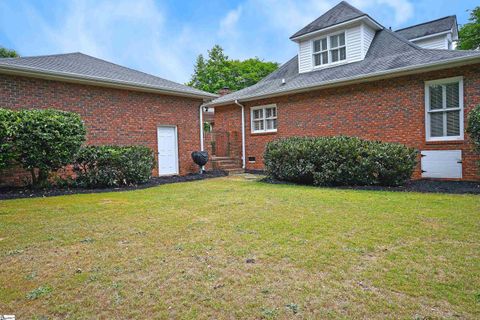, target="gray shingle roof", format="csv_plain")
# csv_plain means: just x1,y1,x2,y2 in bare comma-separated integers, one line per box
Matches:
395,16,457,40
290,1,368,39
0,52,216,99
208,29,480,106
